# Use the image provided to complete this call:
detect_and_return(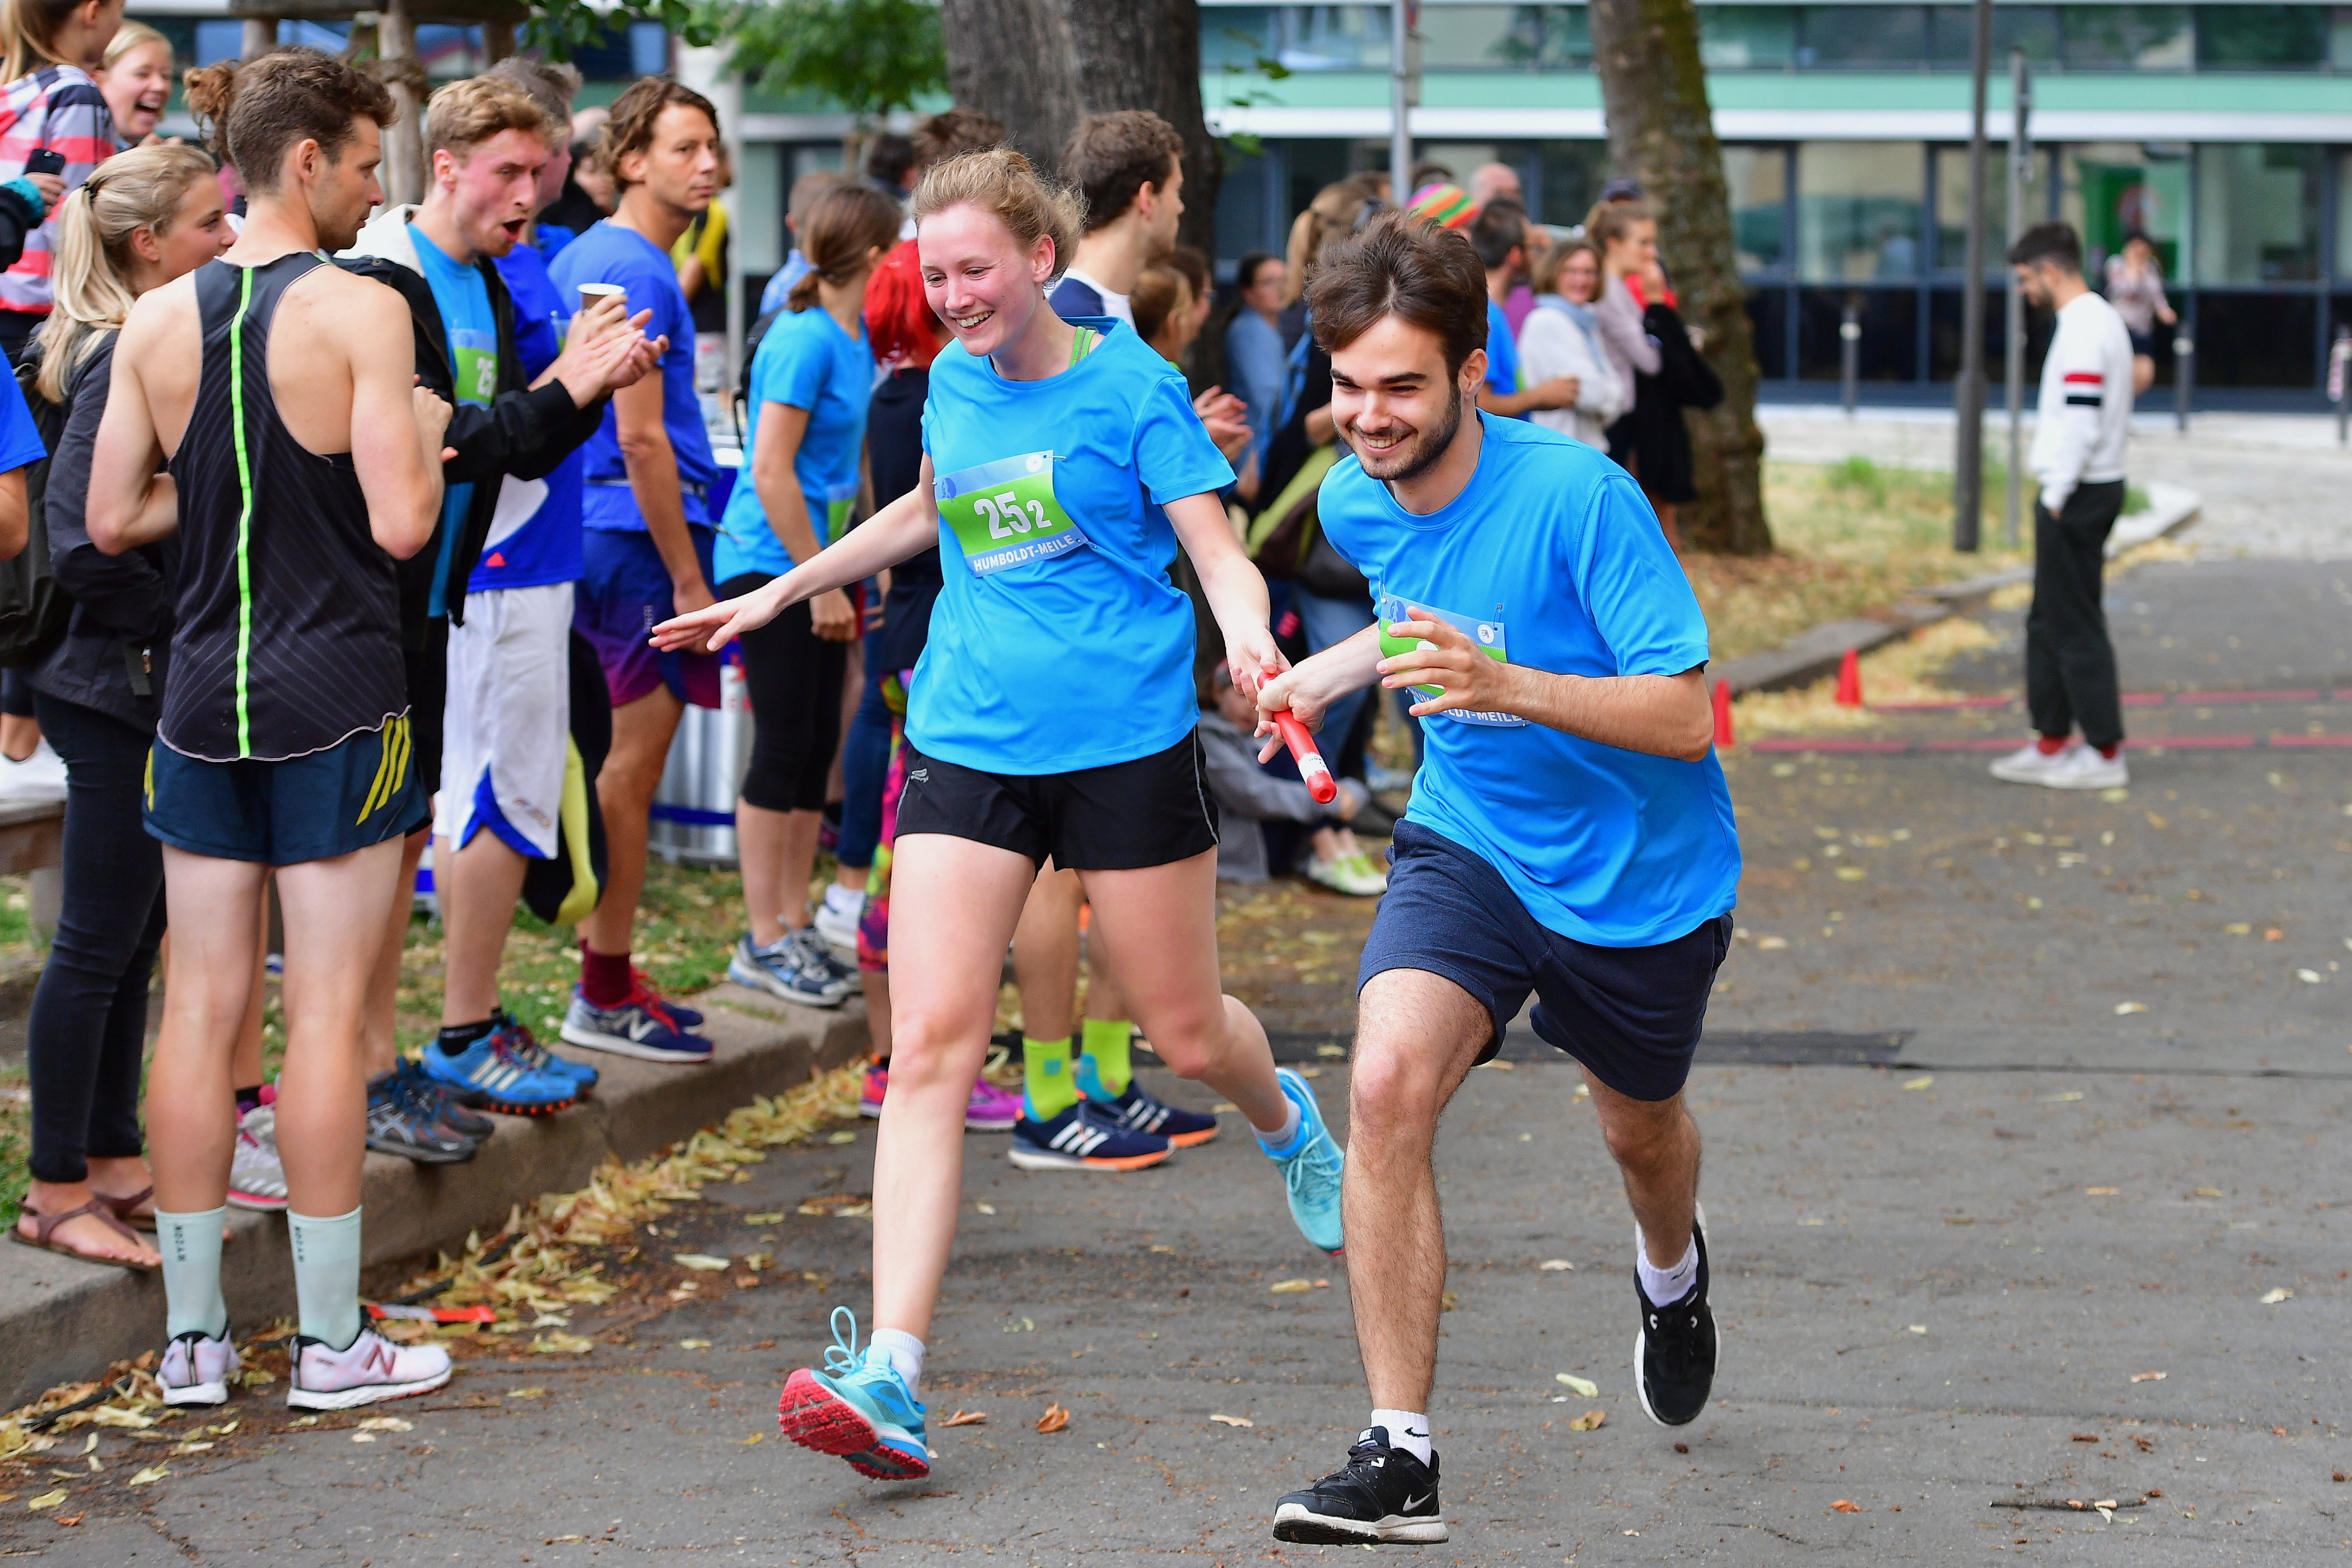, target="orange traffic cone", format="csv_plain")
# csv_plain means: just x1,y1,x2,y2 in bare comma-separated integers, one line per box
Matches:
1833,648,1863,707
1712,678,1735,749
